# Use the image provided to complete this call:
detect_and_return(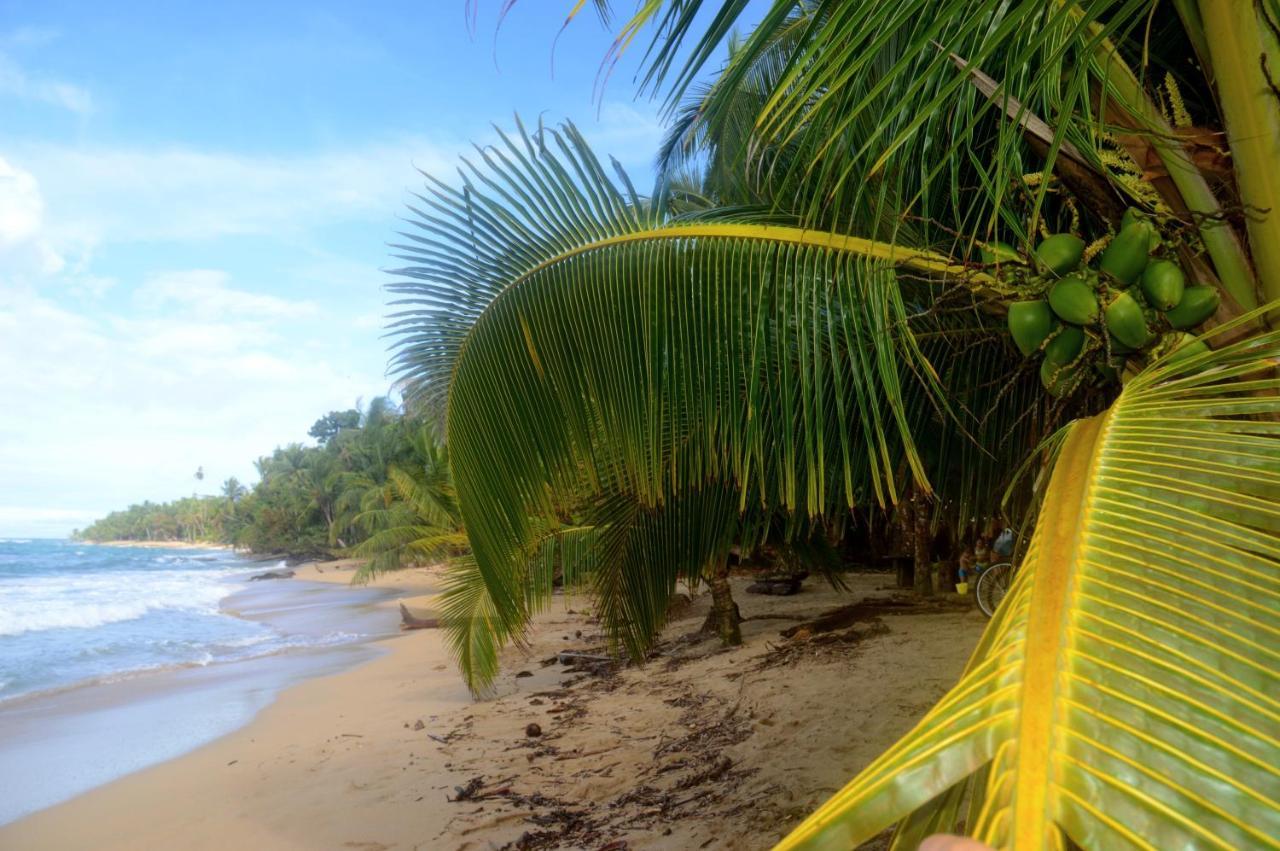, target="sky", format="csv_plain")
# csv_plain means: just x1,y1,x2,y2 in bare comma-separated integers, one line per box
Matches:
0,1,749,538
